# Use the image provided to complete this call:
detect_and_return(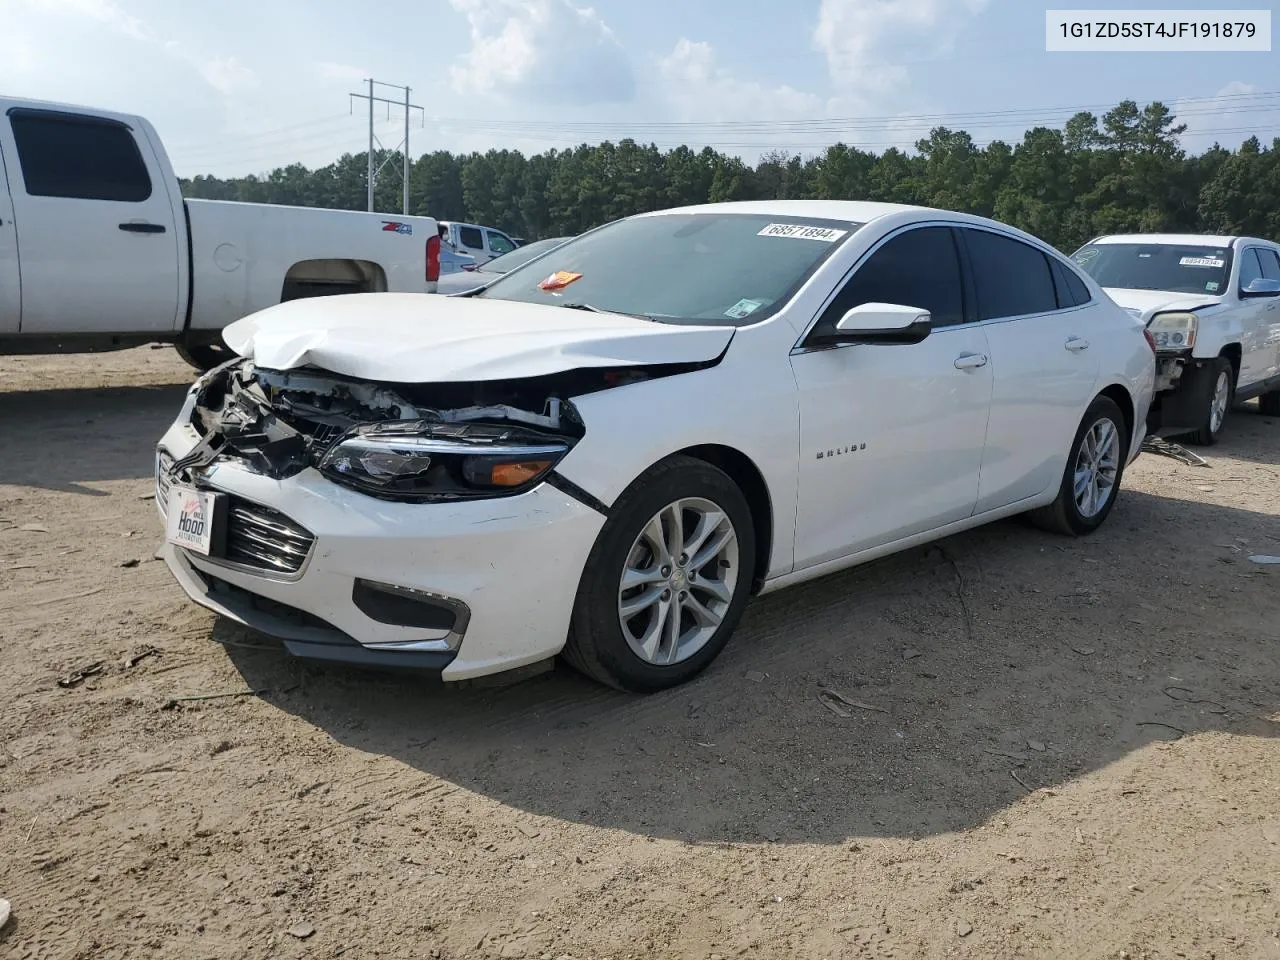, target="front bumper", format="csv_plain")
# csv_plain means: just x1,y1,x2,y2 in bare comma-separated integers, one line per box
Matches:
156,420,605,681
1145,353,1214,436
